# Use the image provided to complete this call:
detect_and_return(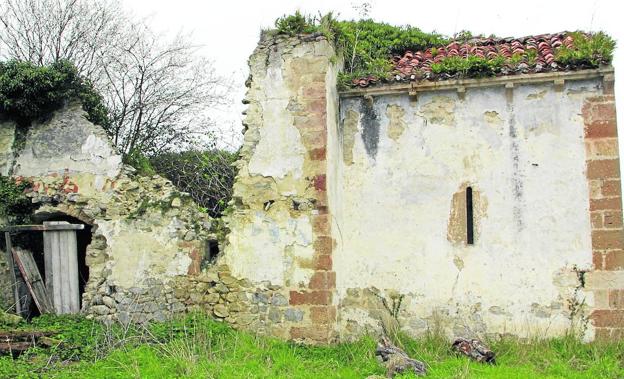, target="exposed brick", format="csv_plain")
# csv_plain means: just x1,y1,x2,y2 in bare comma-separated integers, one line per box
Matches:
313,236,333,256
309,147,326,161
592,103,617,122
313,174,327,191
603,180,623,197
306,98,327,115
592,139,619,159
303,86,327,99
290,326,330,341
591,212,604,229
590,197,622,211
604,211,623,229
604,250,624,270
609,289,624,309
310,306,337,324
308,271,336,289
315,254,333,271
587,159,620,180
585,120,618,139
592,229,624,250
593,327,624,340
289,290,332,305
300,130,327,149
591,309,624,327
594,251,605,269
294,114,327,130
312,214,331,235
